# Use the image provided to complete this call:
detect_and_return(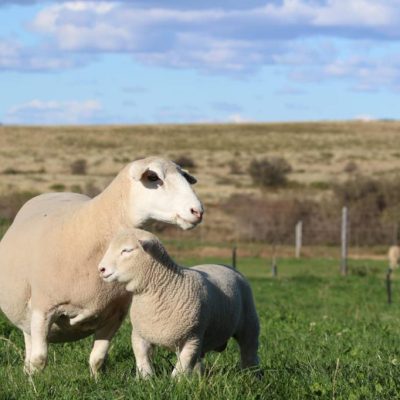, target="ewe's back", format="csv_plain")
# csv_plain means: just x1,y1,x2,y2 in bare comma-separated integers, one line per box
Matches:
11,192,90,227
